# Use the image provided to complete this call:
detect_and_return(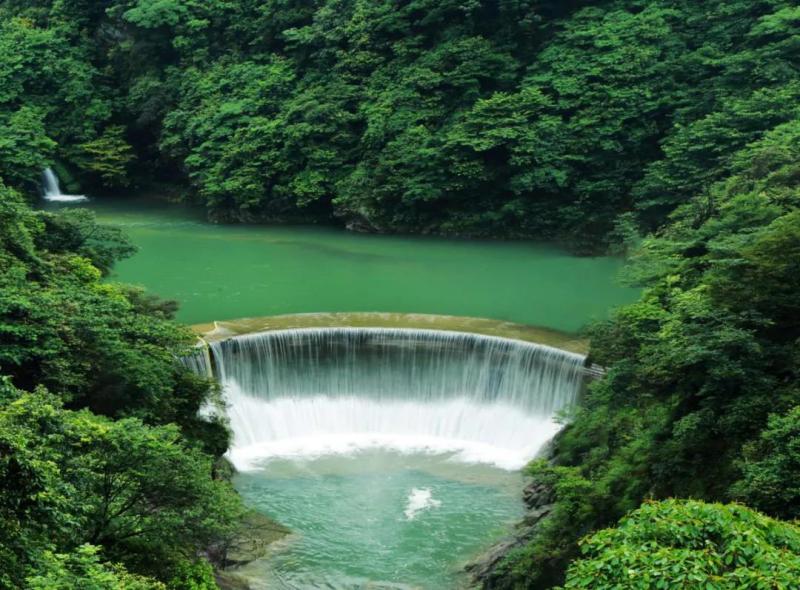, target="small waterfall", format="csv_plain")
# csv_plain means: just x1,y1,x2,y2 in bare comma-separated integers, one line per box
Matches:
42,167,87,203
191,328,587,470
